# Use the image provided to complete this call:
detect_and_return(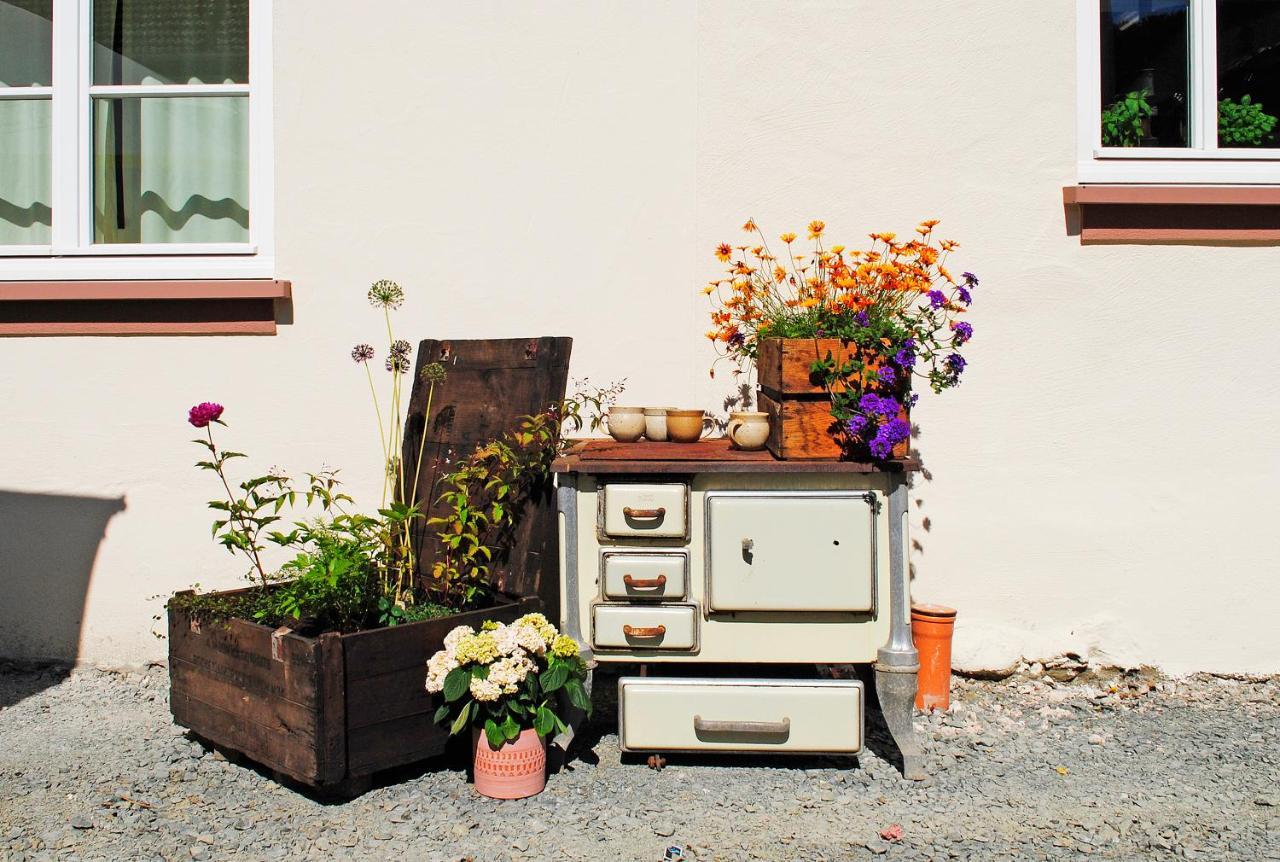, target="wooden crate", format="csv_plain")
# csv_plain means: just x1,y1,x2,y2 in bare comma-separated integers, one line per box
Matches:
168,588,540,793
757,337,908,461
